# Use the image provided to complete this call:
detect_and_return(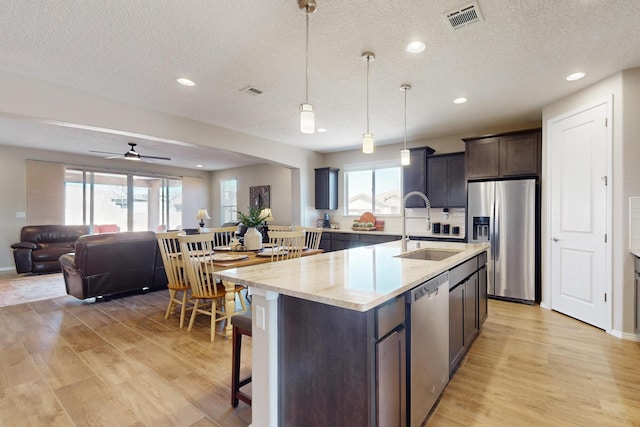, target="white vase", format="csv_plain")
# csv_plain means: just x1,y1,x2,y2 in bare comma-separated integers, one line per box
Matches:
244,227,262,250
